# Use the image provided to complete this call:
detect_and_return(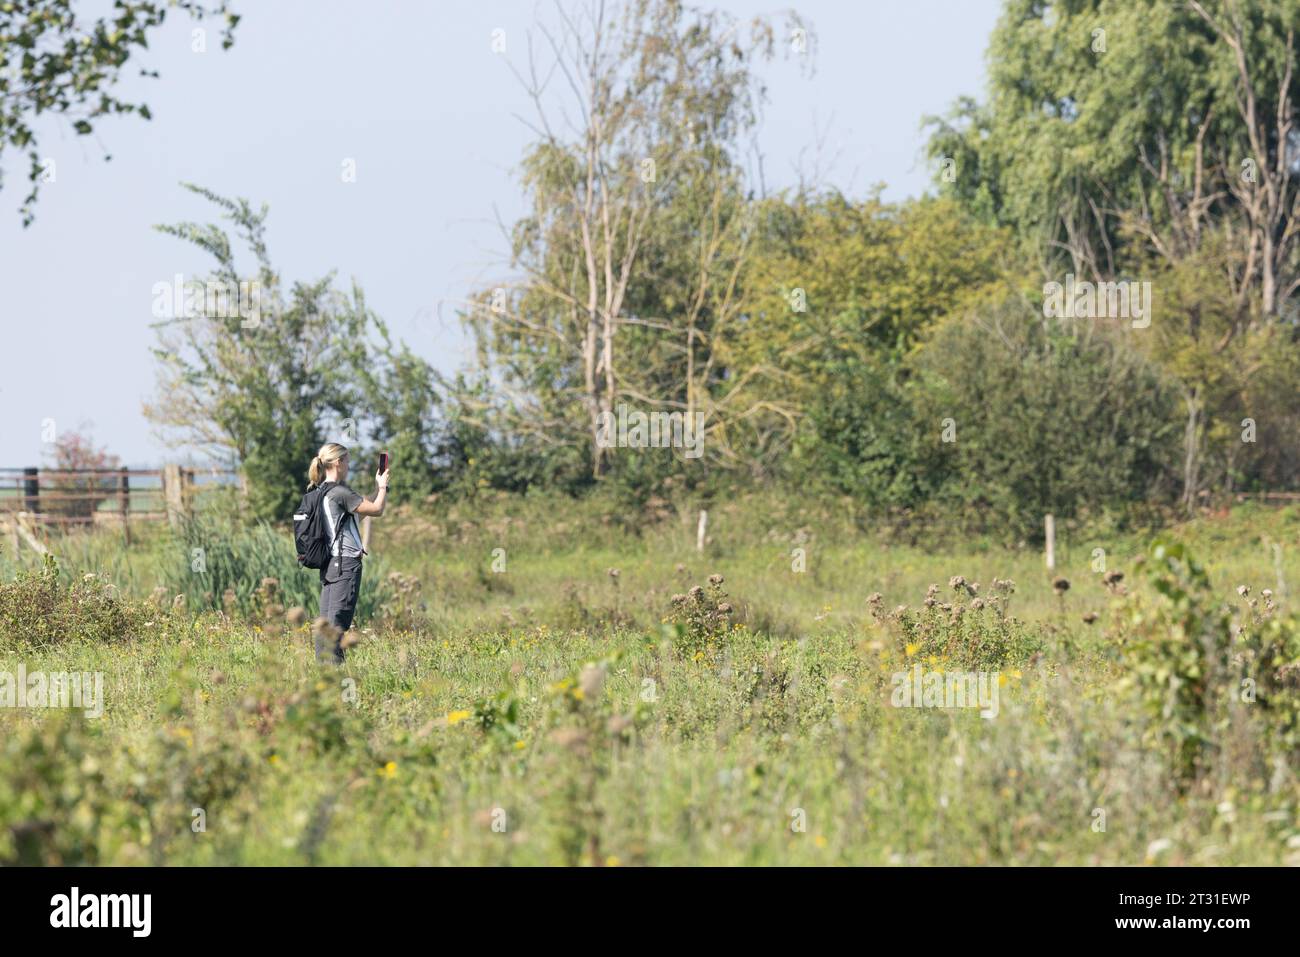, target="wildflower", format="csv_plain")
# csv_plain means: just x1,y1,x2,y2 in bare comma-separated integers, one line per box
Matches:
172,594,187,610
607,567,620,580
1052,576,1070,595
1082,611,1098,624
689,585,704,600
1146,838,1173,859
445,709,472,726
378,761,398,779
867,592,883,608
905,642,920,657
287,606,307,627
708,573,724,586
970,598,985,611
1237,585,1250,597
717,602,733,615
